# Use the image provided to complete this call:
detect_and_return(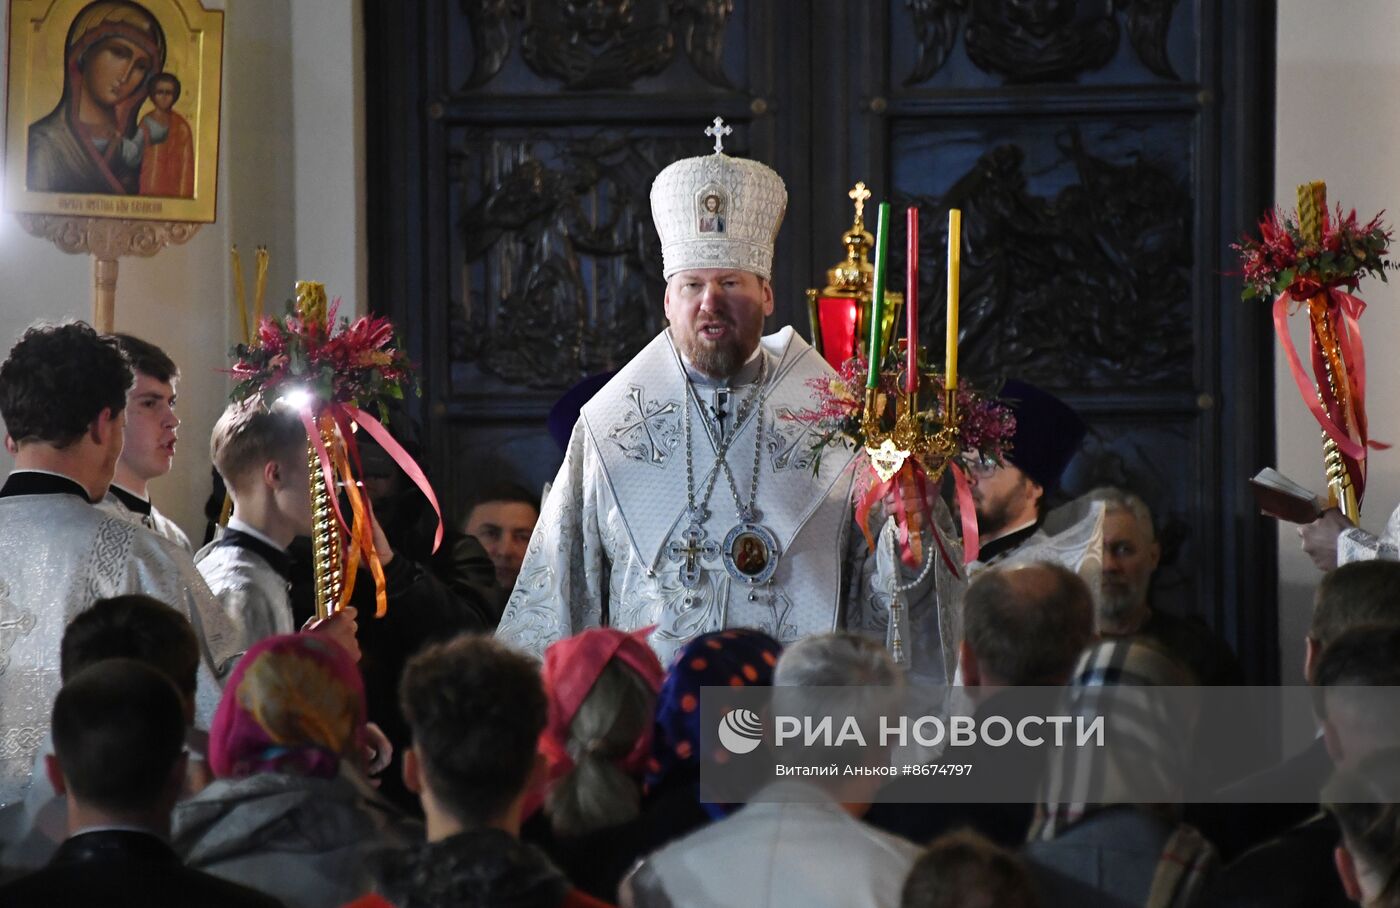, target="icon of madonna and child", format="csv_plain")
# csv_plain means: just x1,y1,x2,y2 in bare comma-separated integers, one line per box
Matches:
26,0,194,199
